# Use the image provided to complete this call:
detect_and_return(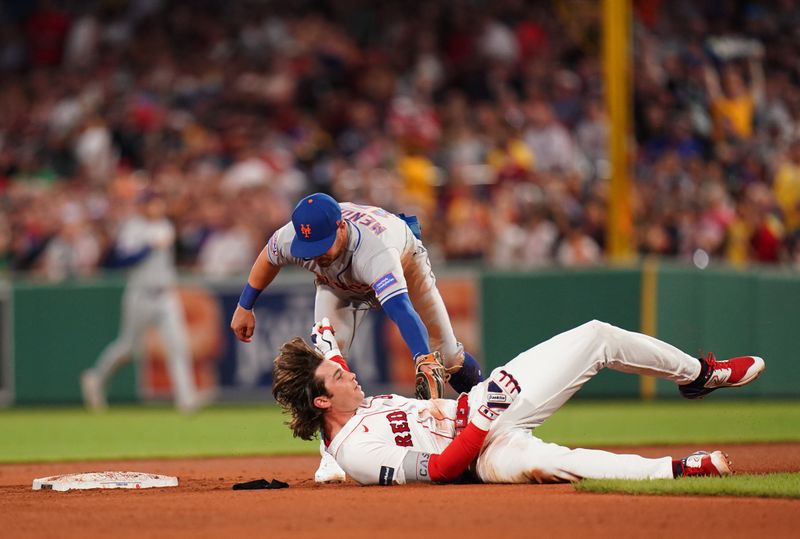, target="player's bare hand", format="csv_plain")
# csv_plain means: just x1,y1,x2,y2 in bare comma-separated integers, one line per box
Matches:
231,305,256,343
